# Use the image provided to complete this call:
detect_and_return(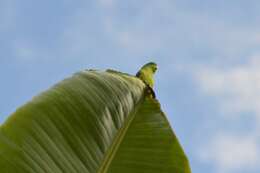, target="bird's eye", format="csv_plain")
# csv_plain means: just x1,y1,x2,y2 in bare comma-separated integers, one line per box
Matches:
152,67,157,72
